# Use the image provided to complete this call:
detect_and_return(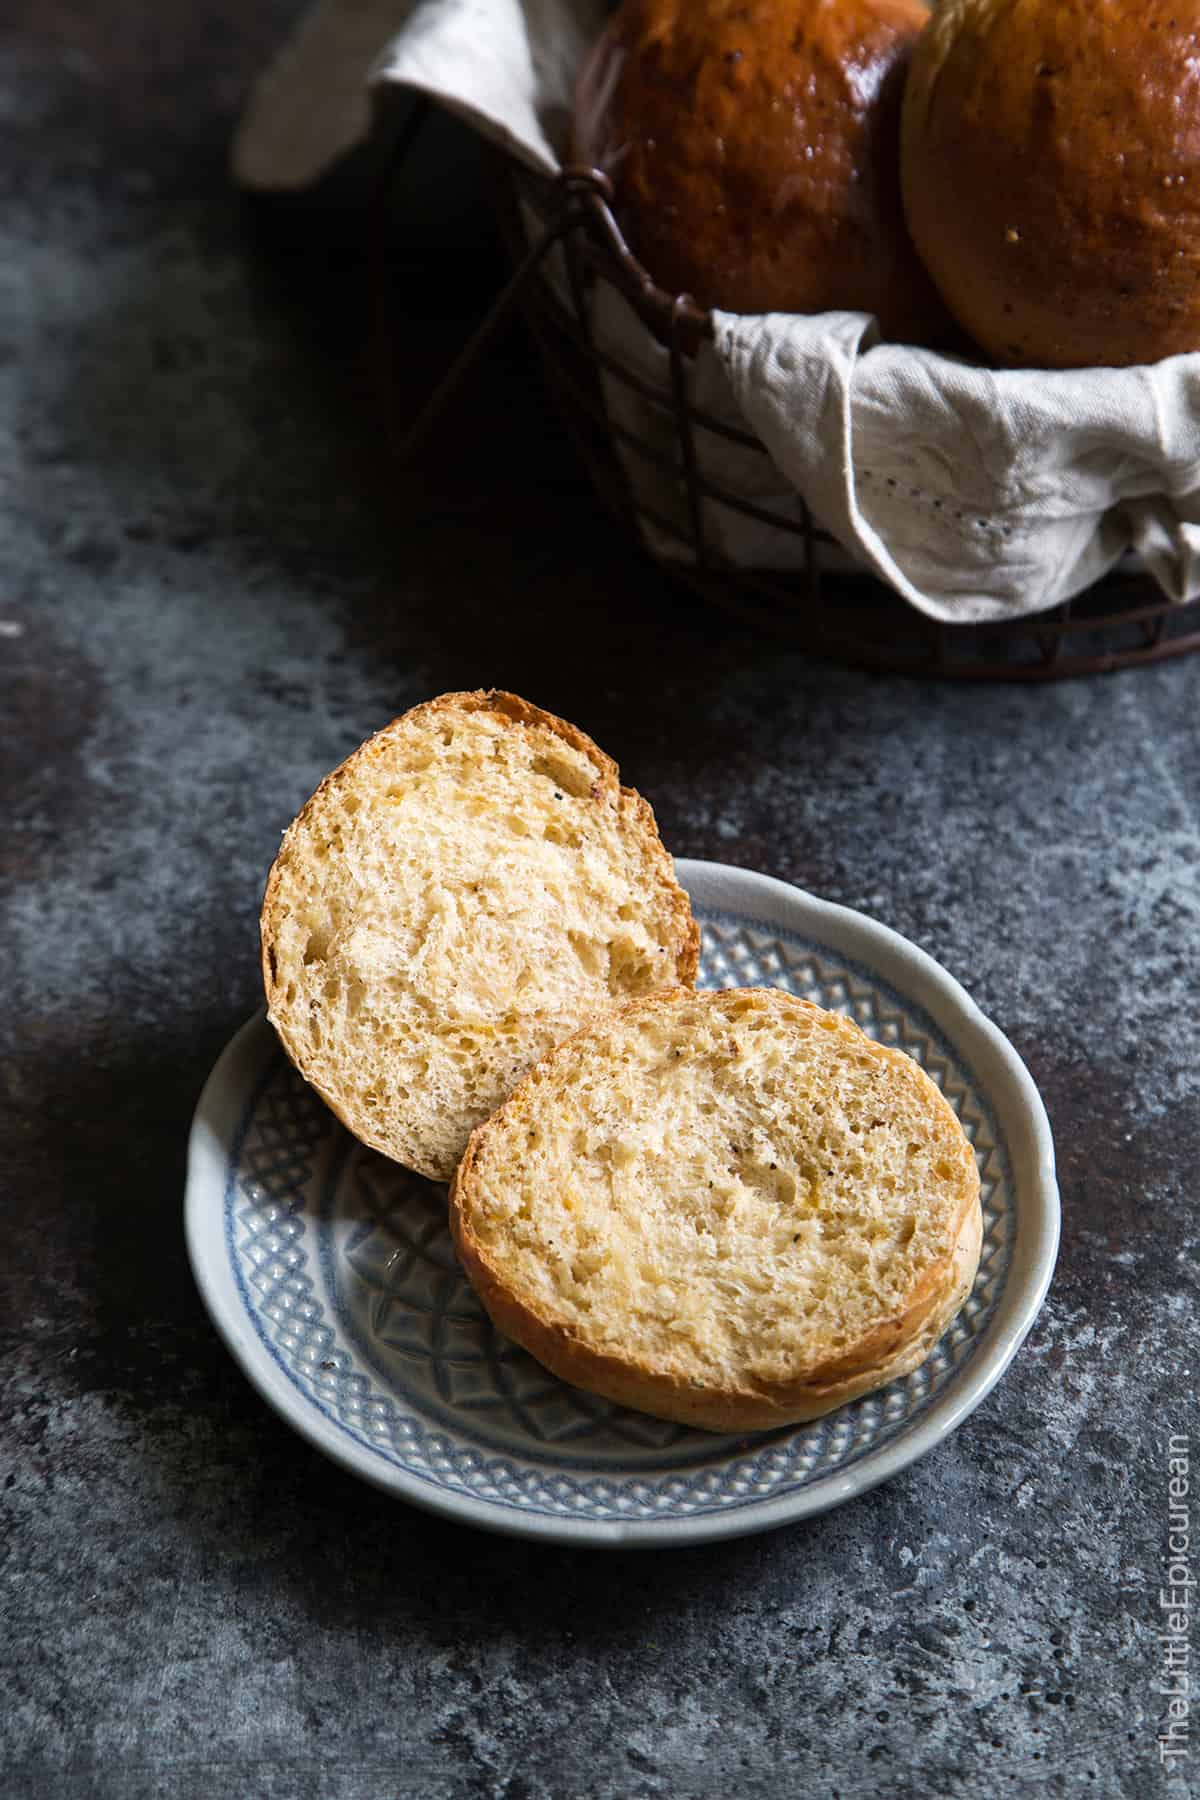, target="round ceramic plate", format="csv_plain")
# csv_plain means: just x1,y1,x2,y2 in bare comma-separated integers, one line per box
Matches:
185,859,1058,1546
